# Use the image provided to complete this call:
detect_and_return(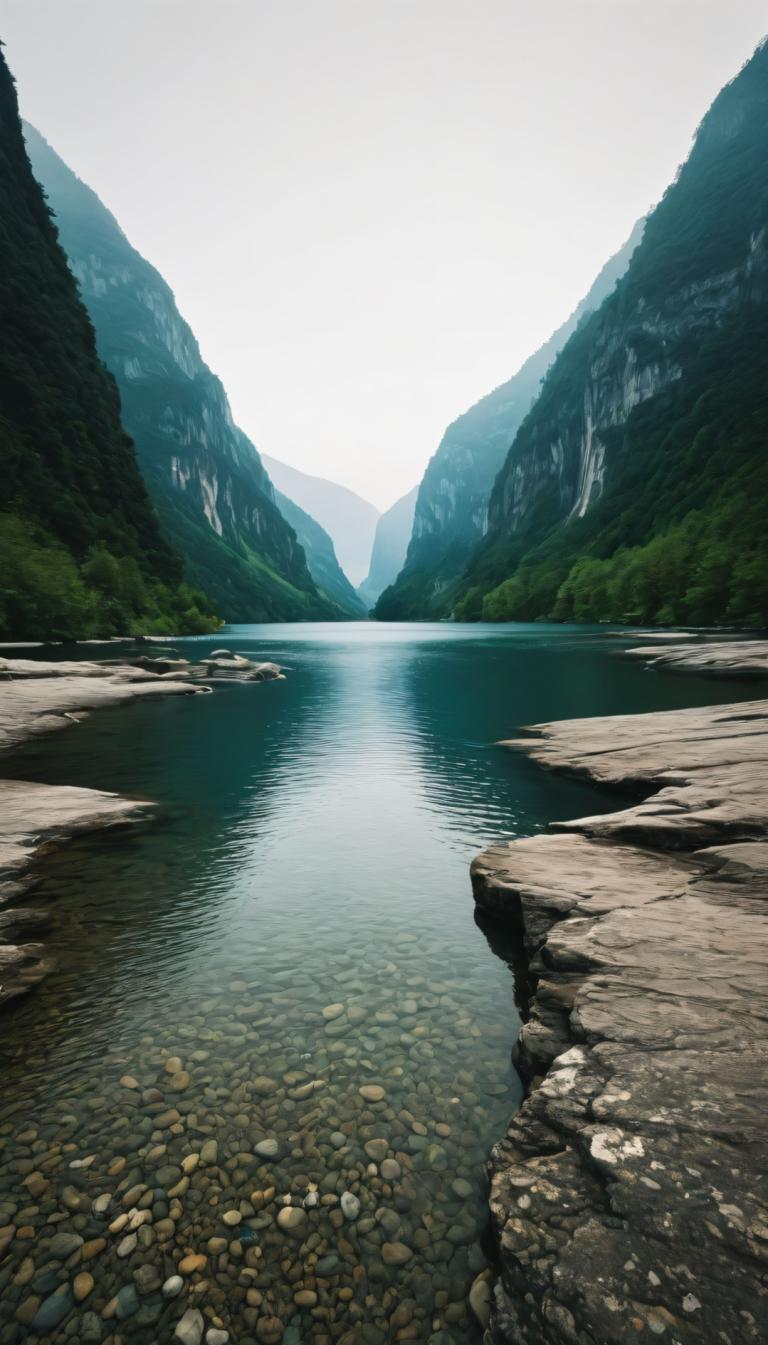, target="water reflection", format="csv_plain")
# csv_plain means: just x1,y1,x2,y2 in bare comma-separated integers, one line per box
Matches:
0,623,759,1344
